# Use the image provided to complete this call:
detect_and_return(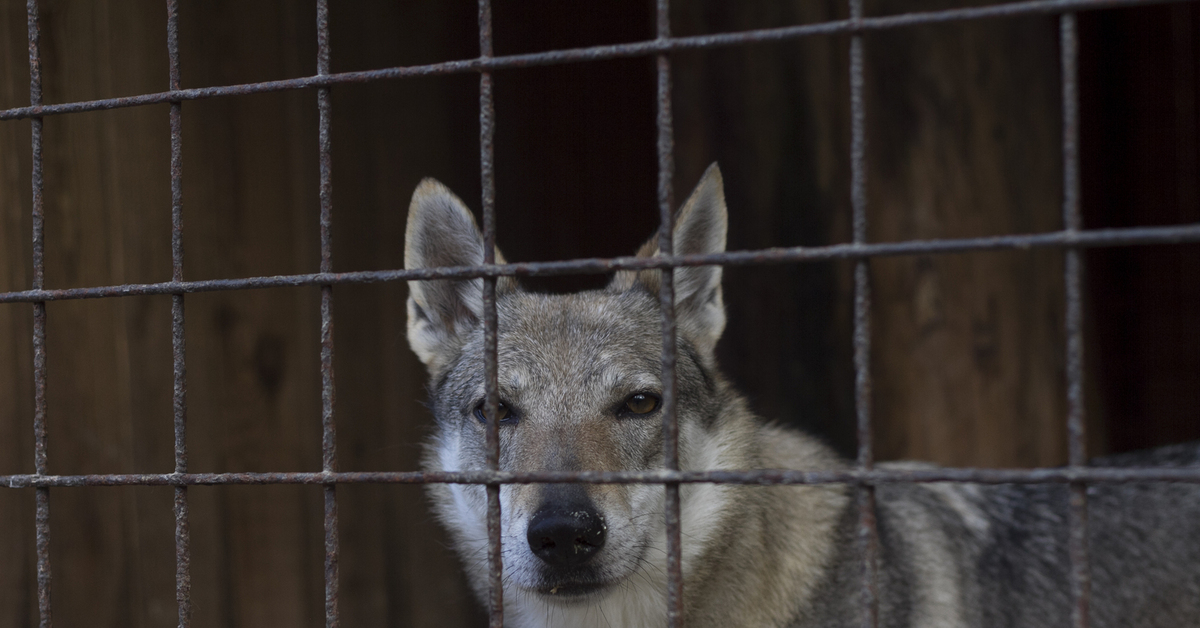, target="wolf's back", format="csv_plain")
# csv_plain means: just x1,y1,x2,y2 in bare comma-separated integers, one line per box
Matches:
796,442,1200,628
